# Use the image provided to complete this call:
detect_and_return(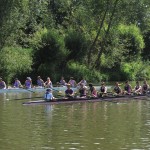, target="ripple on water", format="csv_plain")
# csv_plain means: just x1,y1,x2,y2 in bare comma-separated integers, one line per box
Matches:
41,147,55,150
131,148,145,150
71,143,80,145
140,137,149,142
